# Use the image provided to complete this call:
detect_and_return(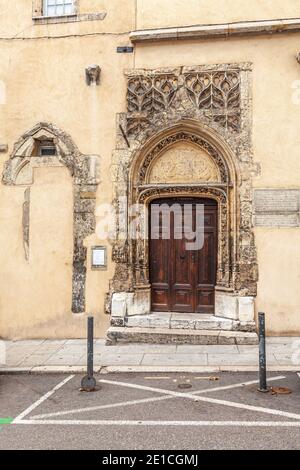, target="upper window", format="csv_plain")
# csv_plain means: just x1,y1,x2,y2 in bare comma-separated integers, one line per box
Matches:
43,0,75,17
